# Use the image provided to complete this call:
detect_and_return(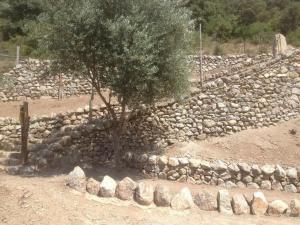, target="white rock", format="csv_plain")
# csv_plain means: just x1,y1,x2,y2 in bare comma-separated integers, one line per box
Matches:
100,175,117,197
171,187,193,210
